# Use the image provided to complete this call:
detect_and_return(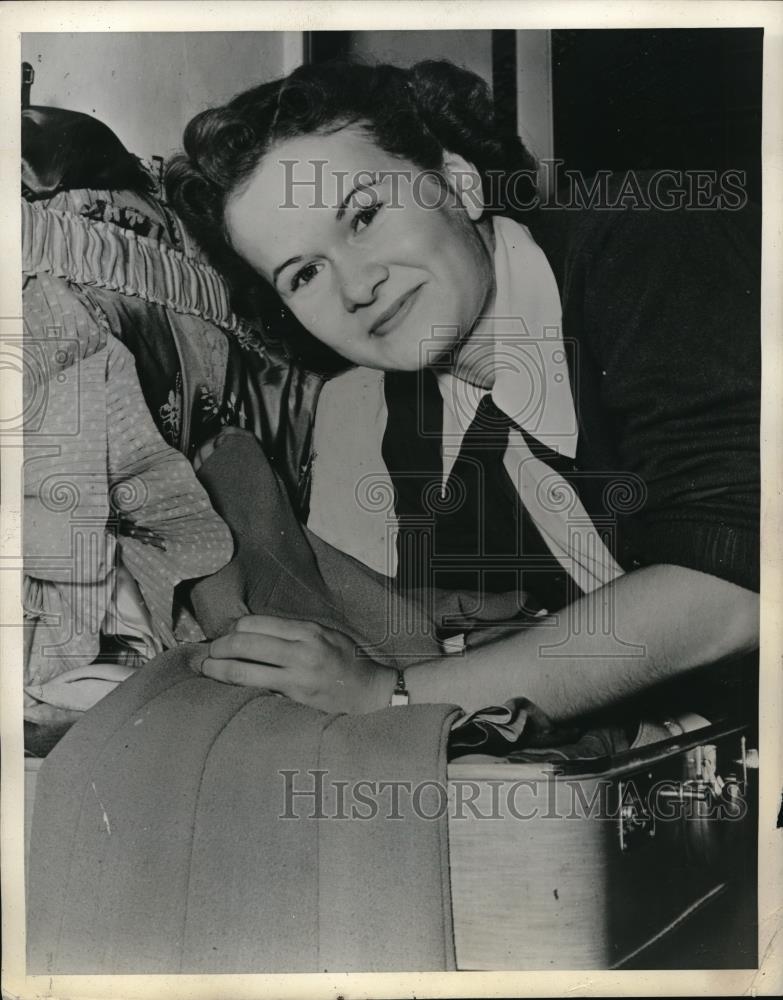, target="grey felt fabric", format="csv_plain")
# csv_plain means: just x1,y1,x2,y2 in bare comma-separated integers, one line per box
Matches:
26,652,459,973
